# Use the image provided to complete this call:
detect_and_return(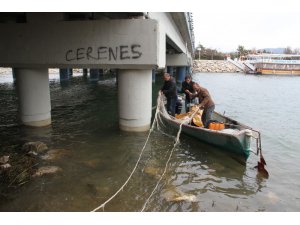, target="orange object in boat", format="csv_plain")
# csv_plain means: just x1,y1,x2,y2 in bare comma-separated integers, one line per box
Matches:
209,122,224,130
192,115,203,127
